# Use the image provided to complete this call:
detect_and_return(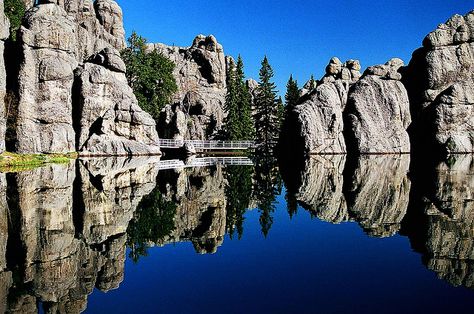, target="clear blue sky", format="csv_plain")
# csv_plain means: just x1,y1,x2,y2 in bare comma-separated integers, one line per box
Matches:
116,0,473,94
